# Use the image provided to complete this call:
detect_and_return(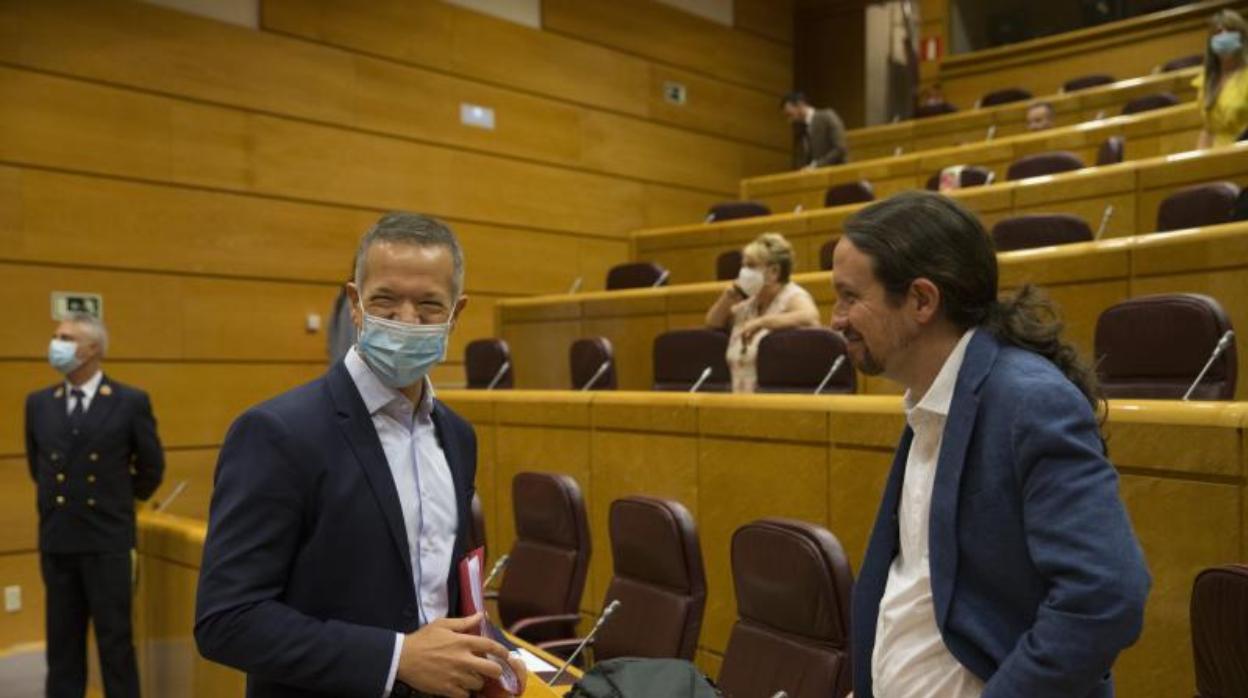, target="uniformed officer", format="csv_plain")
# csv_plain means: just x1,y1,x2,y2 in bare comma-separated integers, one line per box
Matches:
24,312,164,698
